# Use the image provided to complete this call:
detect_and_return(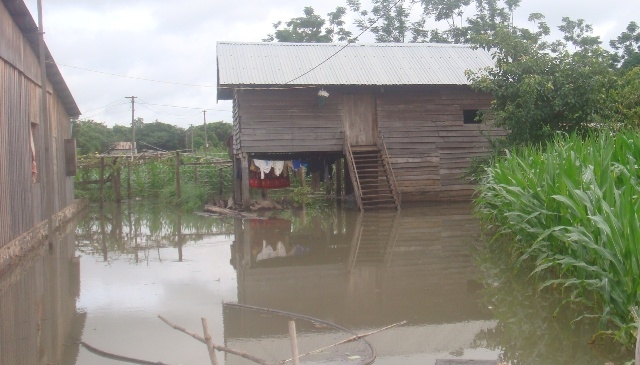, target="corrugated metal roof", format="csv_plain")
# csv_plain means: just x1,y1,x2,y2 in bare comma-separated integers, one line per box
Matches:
217,42,493,99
